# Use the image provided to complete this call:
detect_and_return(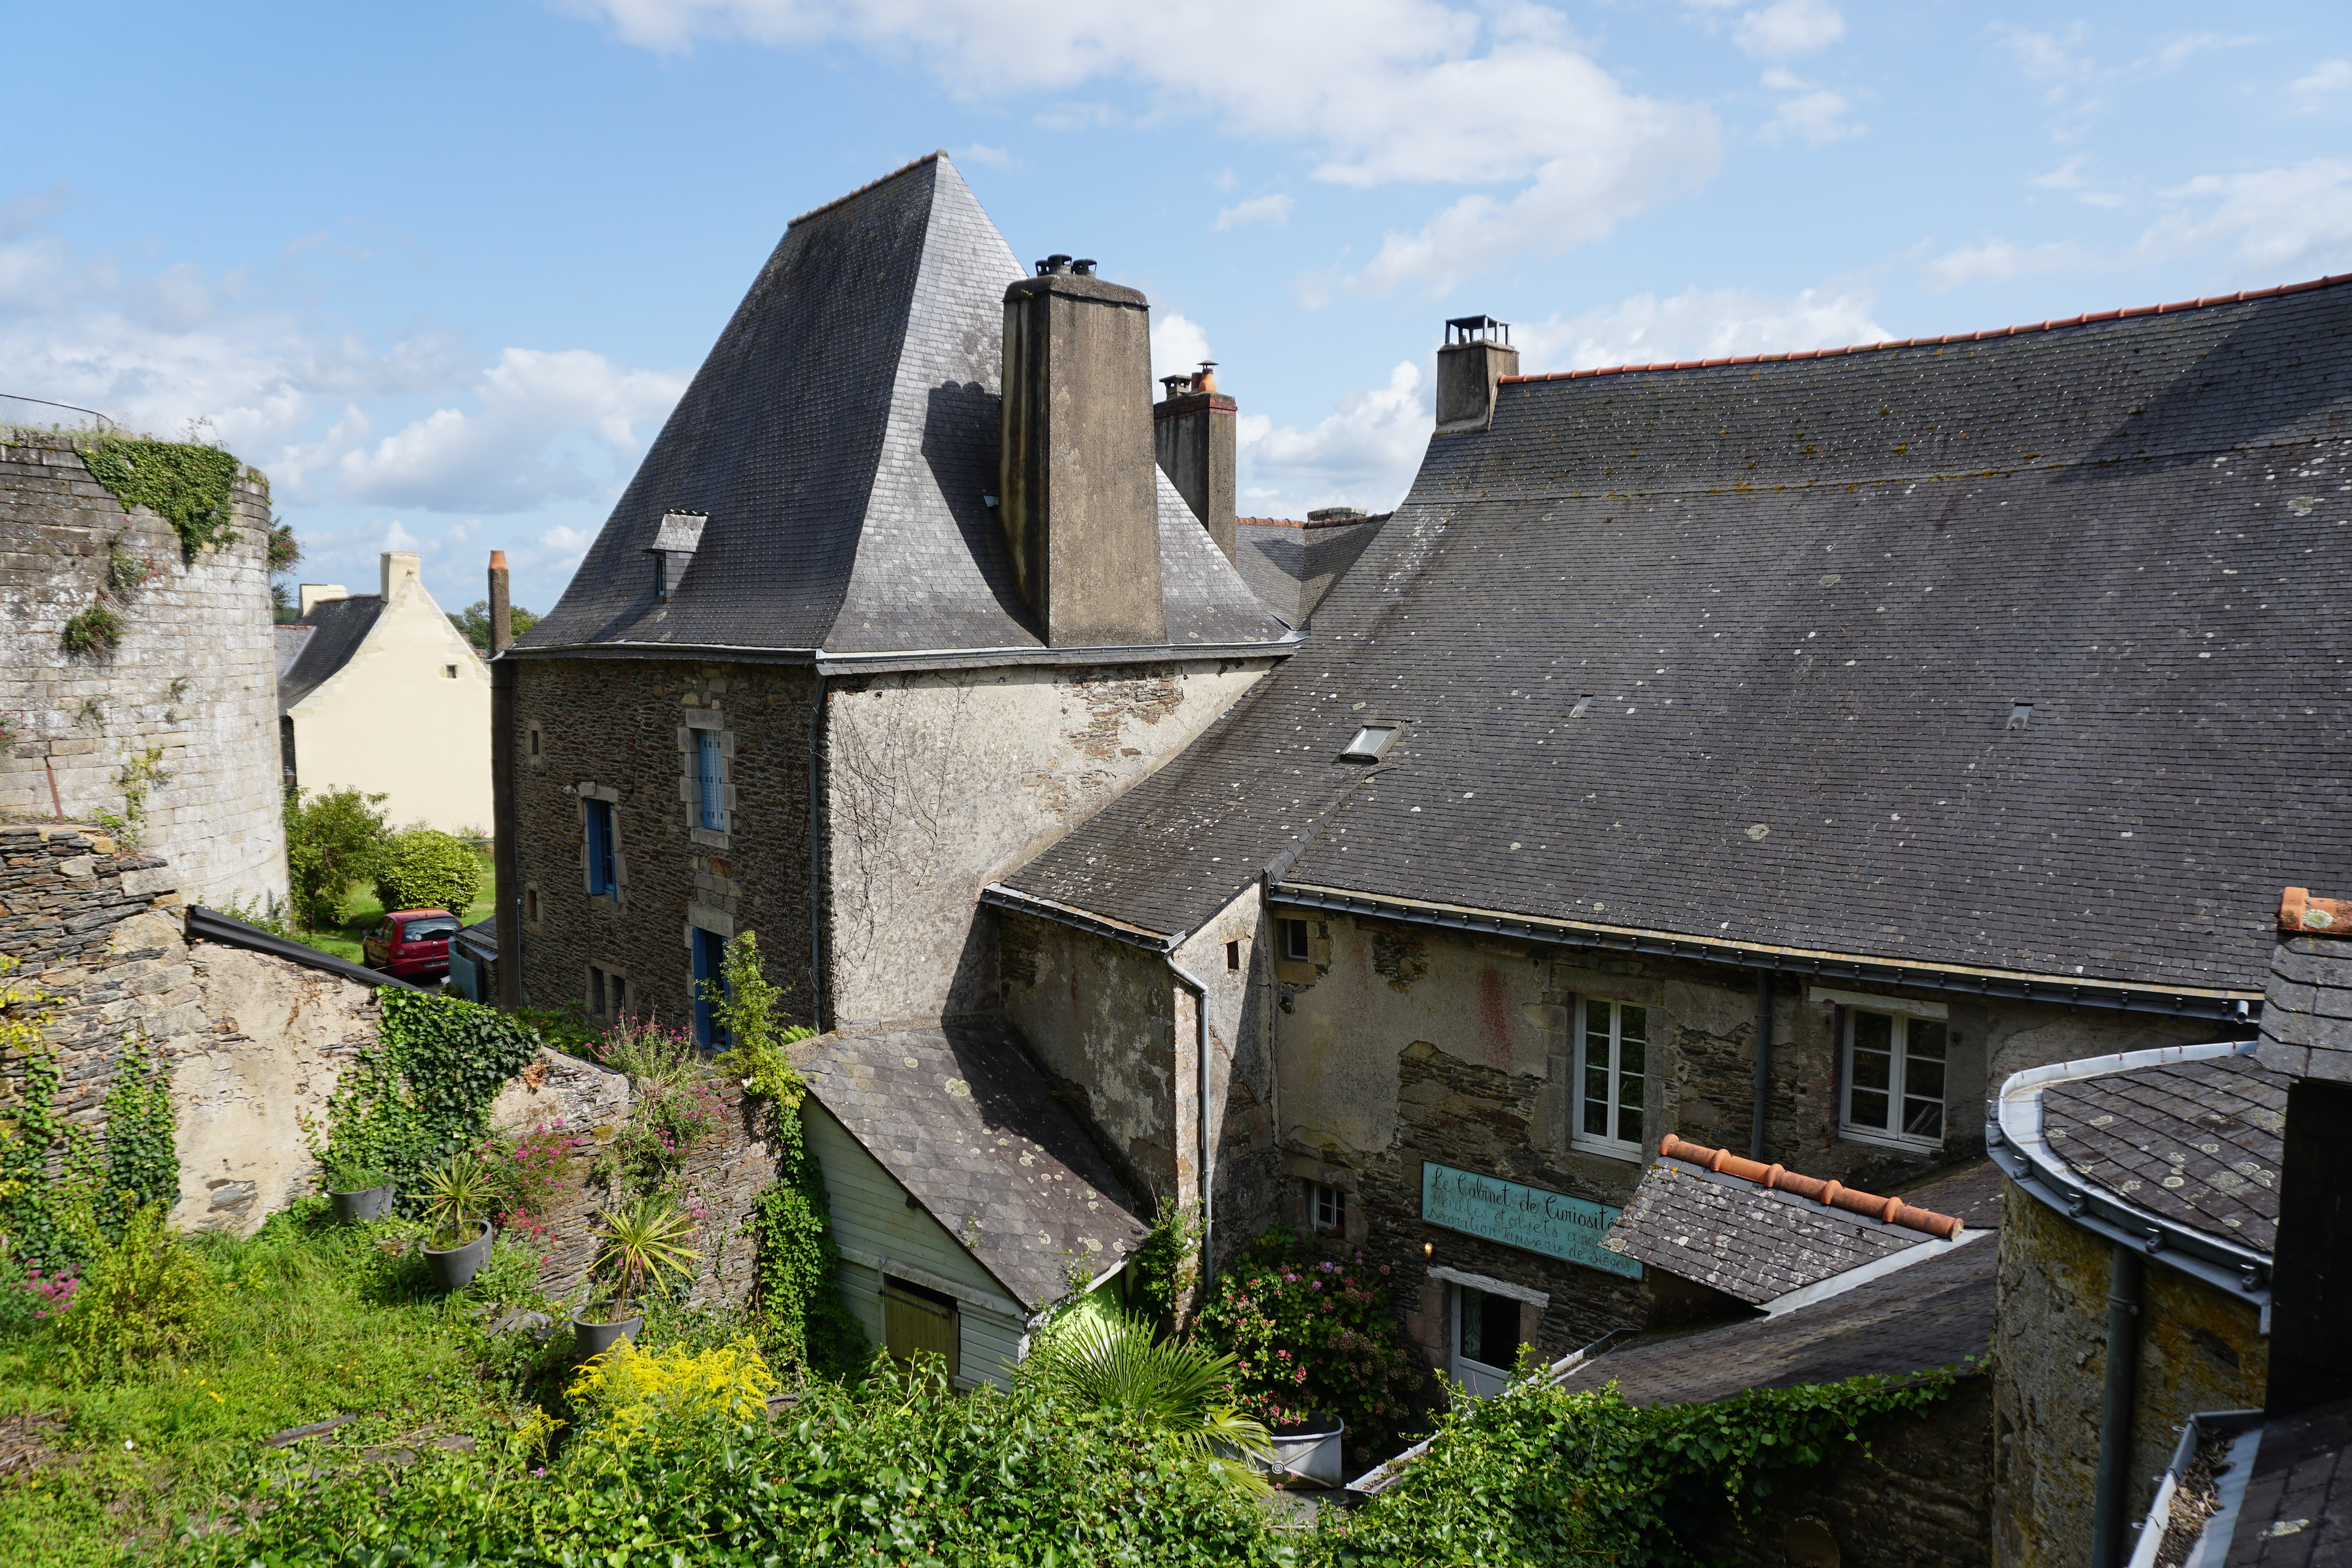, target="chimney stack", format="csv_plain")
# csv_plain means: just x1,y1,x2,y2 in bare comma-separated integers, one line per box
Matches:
489,549,512,654
999,255,1167,648
1435,316,1518,434
381,551,423,601
1154,360,1238,563
296,583,349,618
